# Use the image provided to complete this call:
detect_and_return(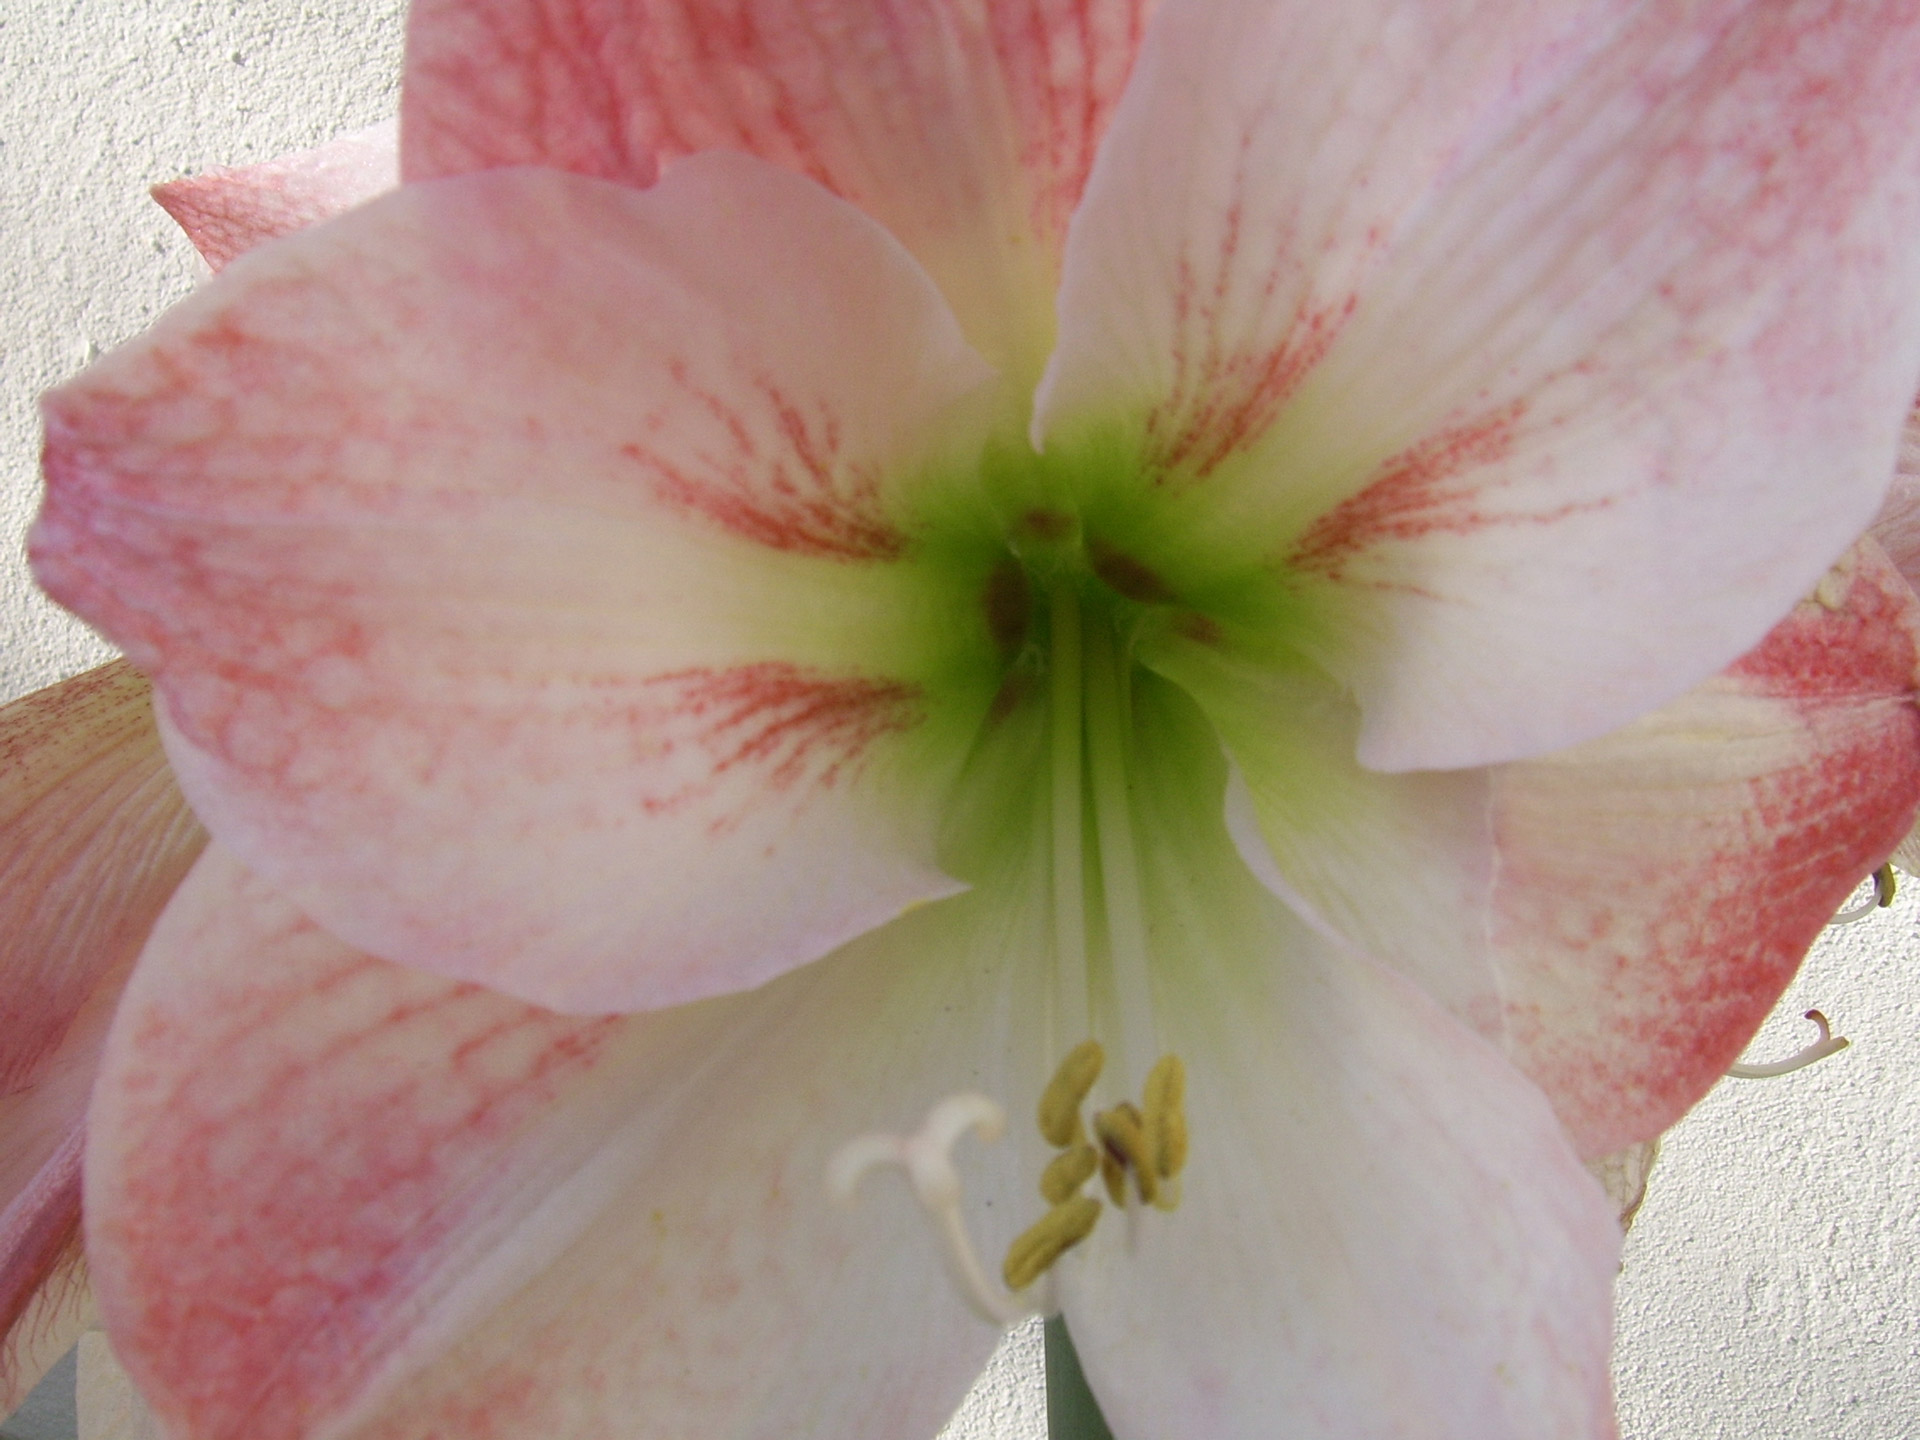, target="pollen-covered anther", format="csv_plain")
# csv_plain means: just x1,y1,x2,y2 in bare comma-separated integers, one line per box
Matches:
1038,1039,1104,1148
1094,1101,1158,1207
1727,1009,1850,1080
829,1093,1039,1326
1142,1053,1189,1210
1040,1144,1100,1205
1003,1197,1101,1291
